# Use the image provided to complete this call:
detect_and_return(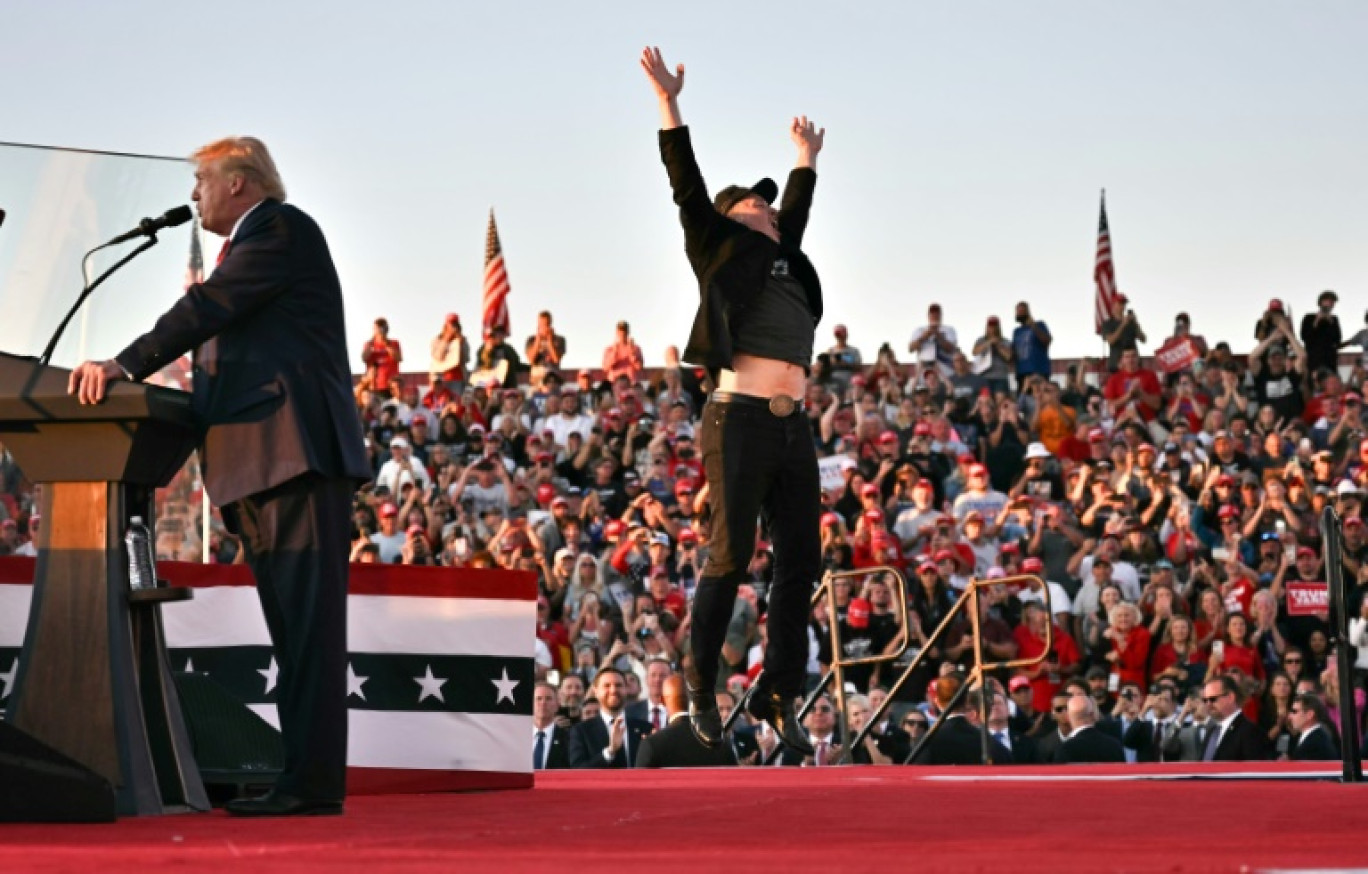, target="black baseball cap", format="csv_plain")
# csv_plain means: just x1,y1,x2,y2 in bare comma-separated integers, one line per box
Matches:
714,178,778,215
